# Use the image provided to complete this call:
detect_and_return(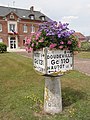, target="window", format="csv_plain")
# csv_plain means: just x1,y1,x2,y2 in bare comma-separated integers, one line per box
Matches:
40,16,45,21
0,24,2,32
31,25,35,33
0,38,3,42
29,15,35,20
8,21,17,33
9,24,15,32
23,39,25,45
41,16,45,21
23,24,27,33
30,15,34,20
10,15,14,19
